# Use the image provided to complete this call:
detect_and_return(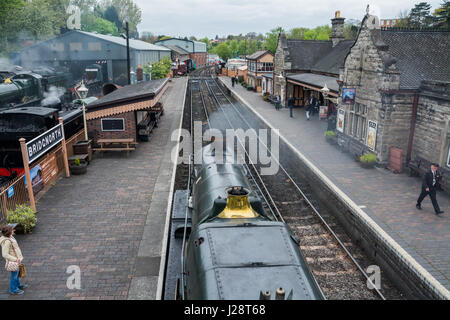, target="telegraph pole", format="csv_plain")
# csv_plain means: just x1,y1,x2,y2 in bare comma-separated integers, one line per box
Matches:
125,21,131,85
